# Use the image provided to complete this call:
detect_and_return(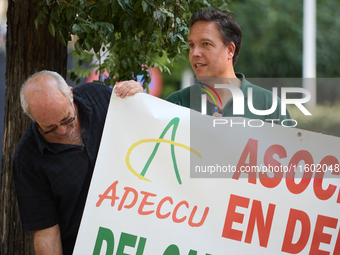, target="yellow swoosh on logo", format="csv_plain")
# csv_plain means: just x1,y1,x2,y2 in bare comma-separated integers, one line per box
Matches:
125,138,202,182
